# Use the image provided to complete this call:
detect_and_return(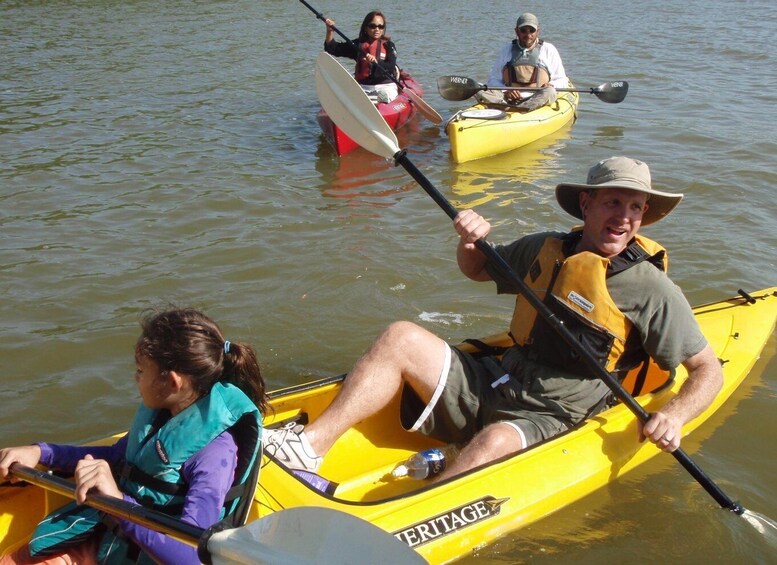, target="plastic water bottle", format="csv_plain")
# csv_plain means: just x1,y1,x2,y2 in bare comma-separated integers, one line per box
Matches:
391,444,460,480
